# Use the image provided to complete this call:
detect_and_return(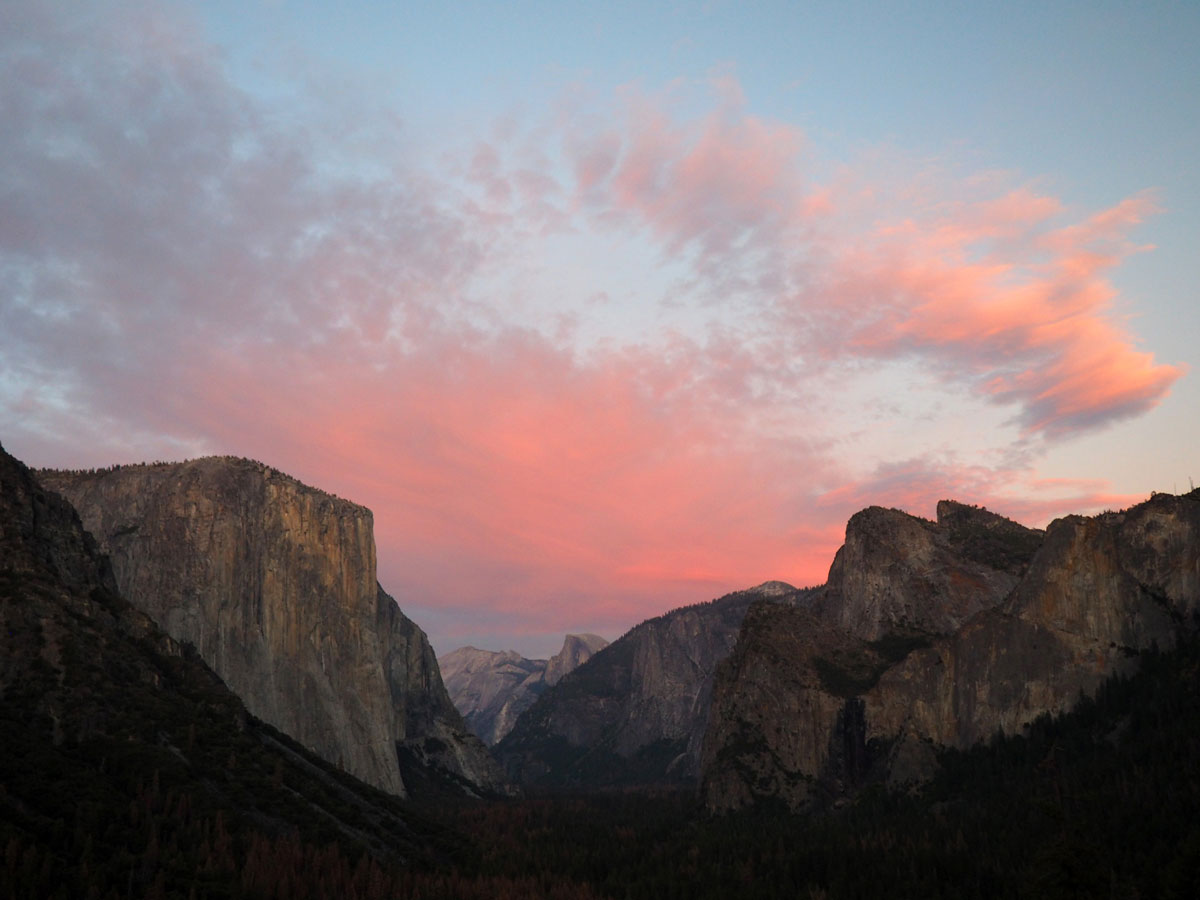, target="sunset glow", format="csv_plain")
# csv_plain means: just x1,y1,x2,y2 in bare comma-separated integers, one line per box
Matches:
2,1,1196,657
